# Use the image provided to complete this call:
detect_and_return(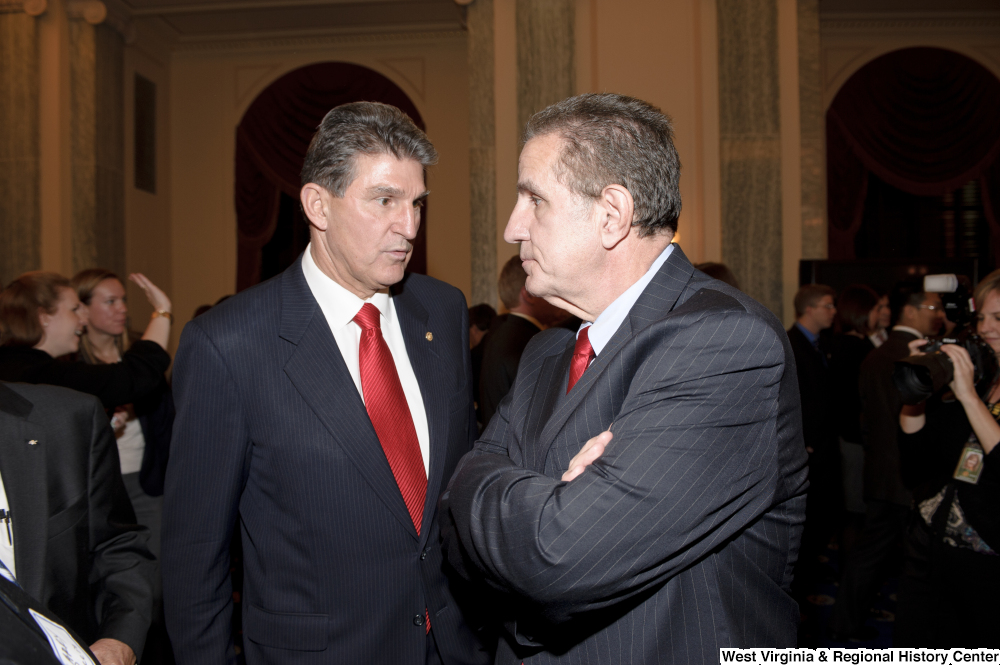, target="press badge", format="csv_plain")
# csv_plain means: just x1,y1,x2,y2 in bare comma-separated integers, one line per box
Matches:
29,609,96,665
953,443,985,485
